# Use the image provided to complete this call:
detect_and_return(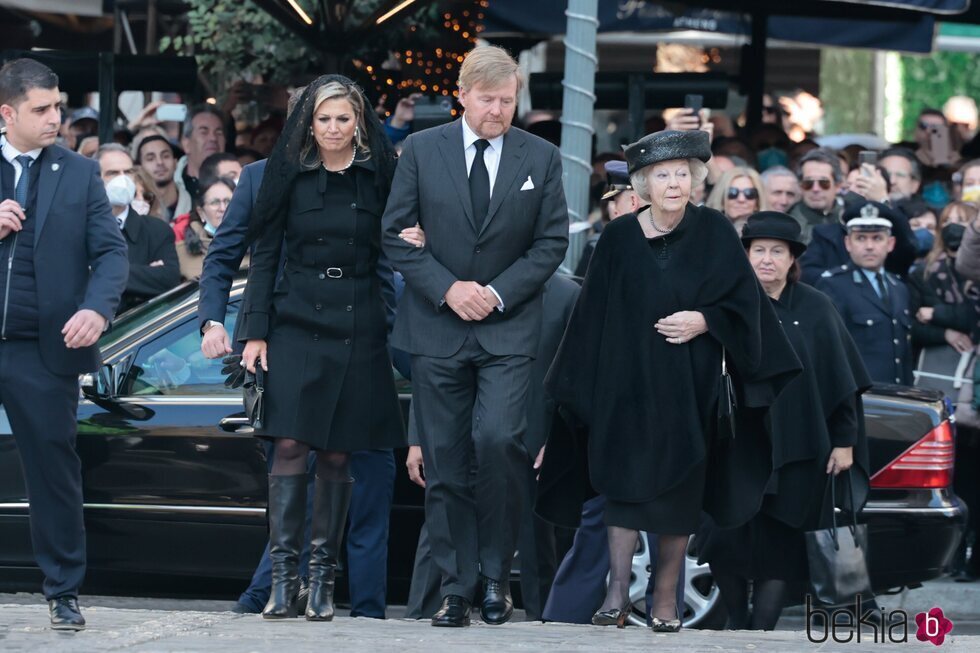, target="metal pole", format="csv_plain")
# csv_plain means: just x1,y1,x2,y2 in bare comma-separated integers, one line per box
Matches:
98,52,115,145
559,0,598,272
744,12,768,132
